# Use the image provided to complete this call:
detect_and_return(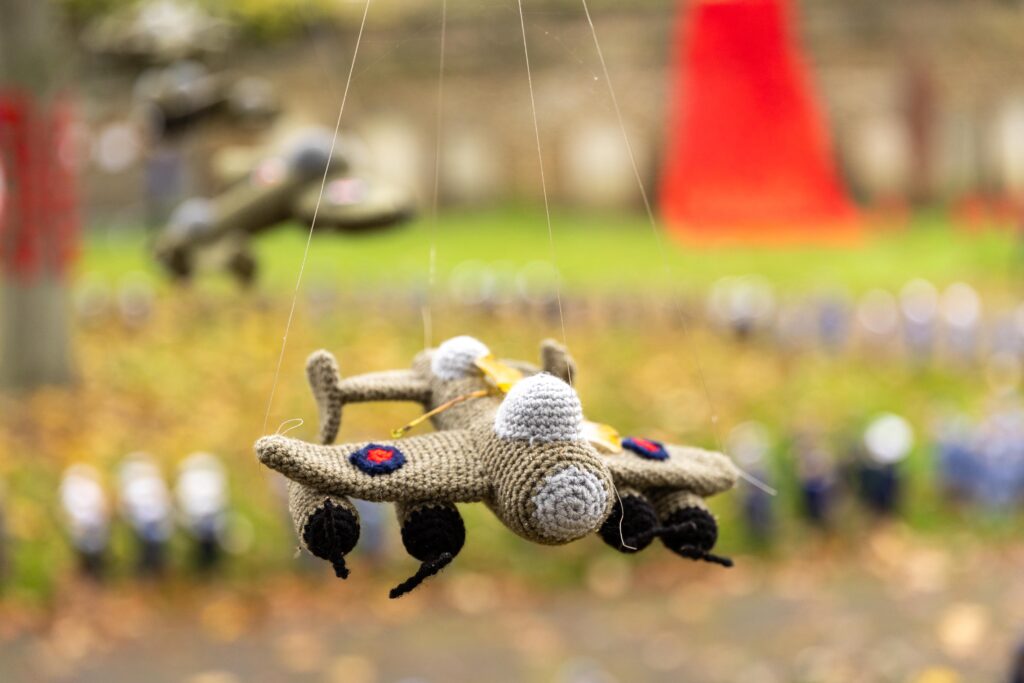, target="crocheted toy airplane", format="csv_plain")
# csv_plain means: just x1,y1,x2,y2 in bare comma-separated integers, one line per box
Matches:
154,132,414,285
255,336,738,598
